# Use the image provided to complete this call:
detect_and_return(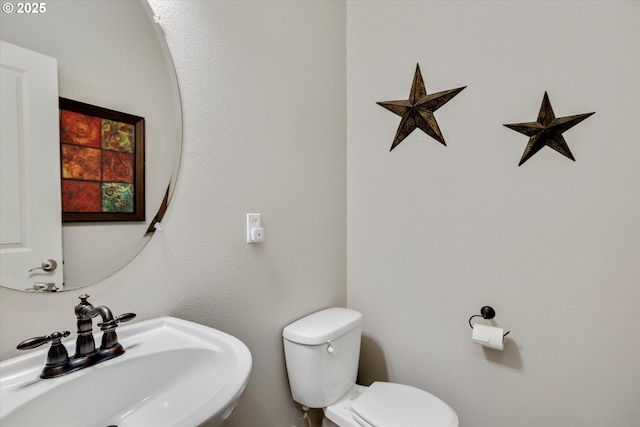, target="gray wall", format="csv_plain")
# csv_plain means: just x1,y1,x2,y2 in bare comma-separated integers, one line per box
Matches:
347,1,639,426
